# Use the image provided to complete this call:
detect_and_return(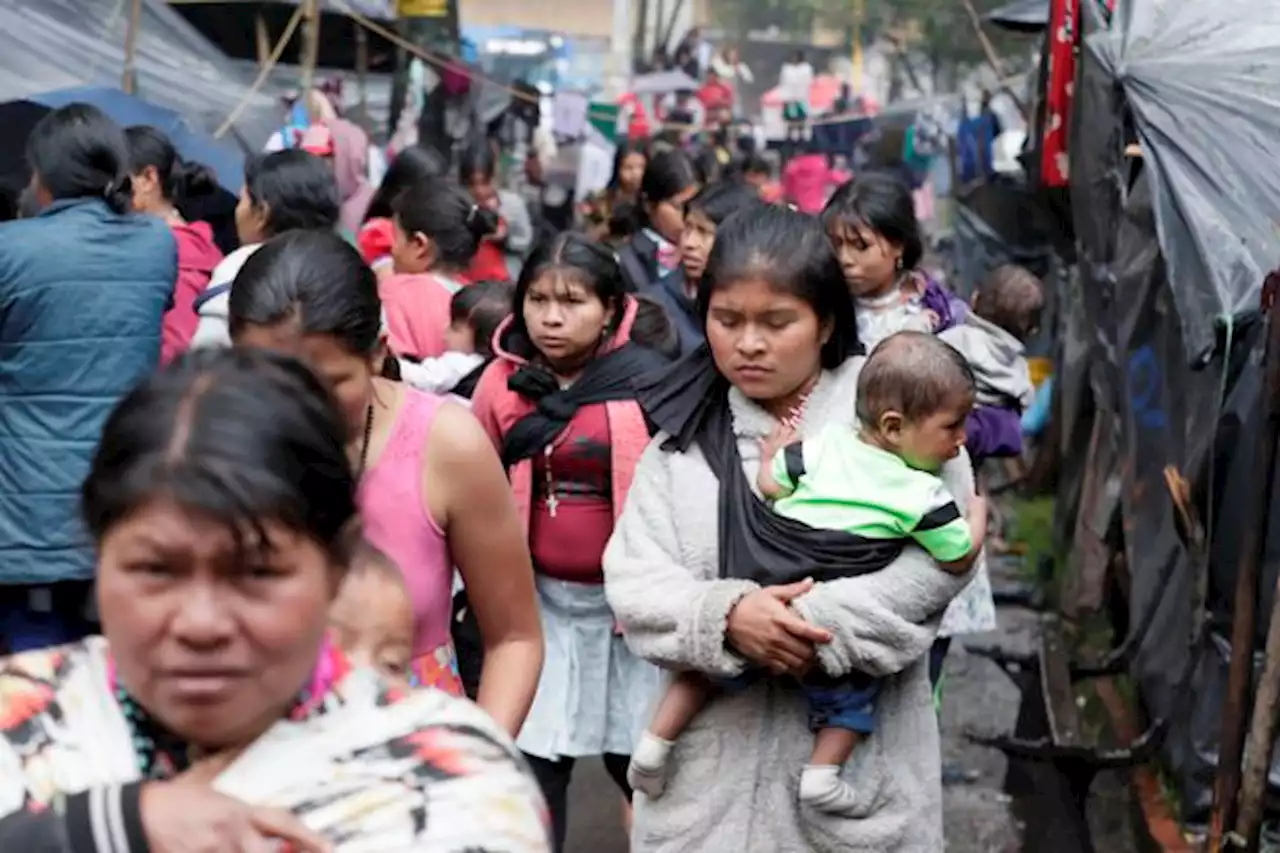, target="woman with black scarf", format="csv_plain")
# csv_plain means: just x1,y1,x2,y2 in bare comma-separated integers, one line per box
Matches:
602,206,981,852
470,233,668,851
